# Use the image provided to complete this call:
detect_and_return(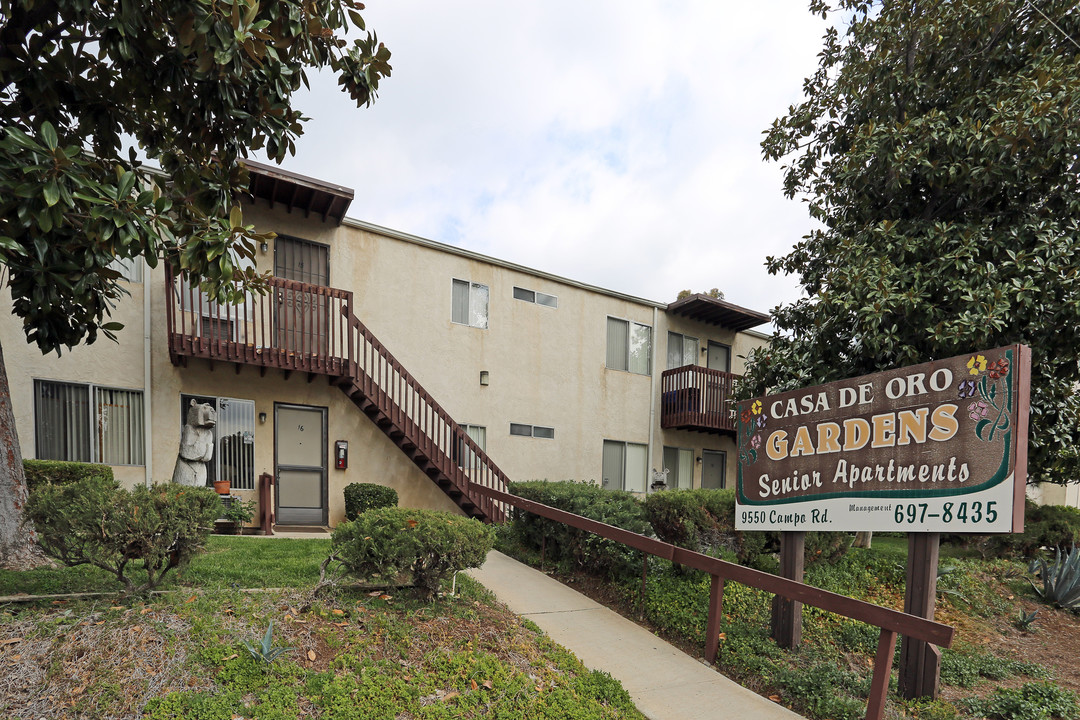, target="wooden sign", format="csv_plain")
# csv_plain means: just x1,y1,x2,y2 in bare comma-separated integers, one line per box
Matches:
736,345,1030,533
